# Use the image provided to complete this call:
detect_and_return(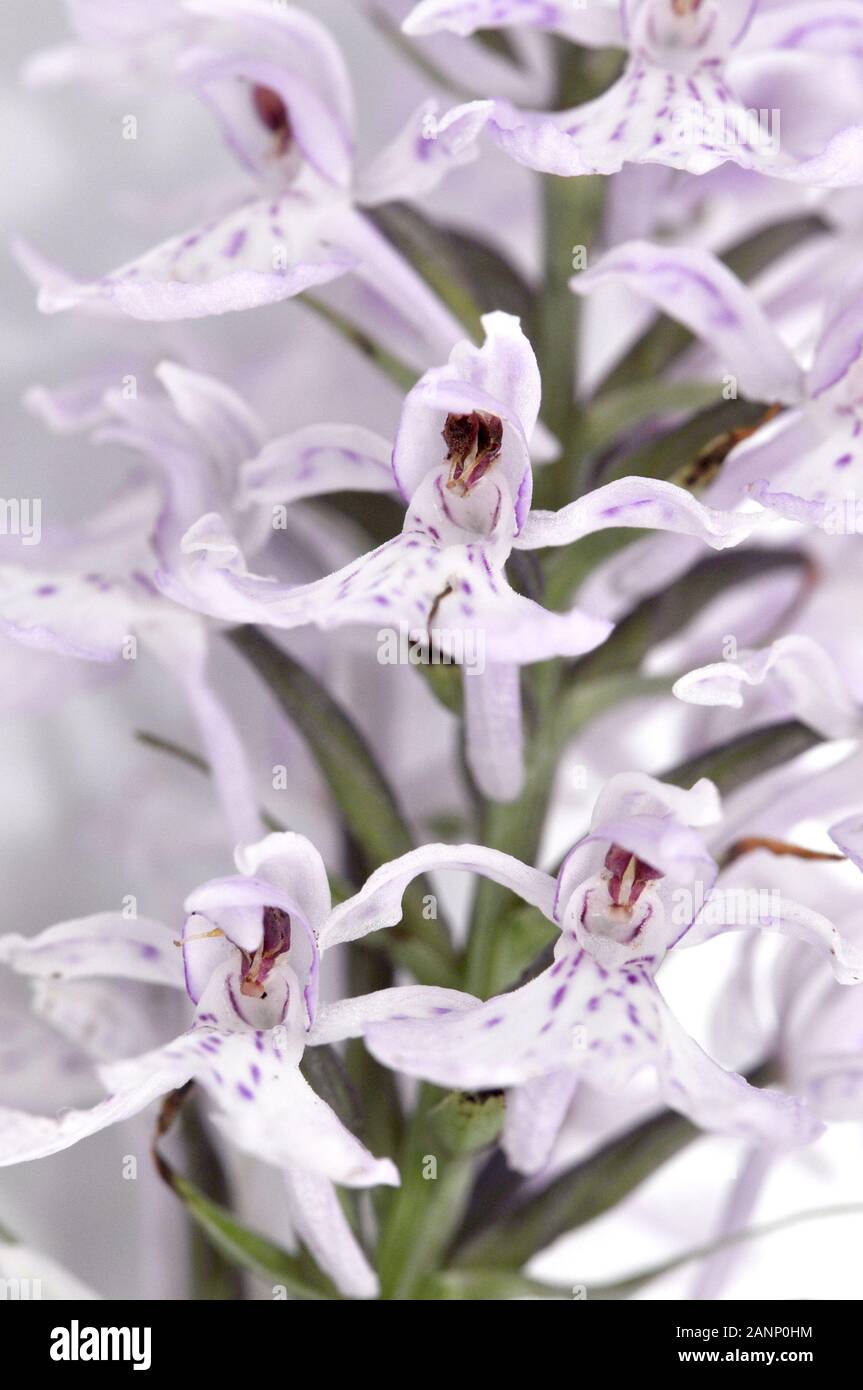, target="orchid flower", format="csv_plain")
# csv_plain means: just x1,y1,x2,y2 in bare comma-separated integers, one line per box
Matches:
0,493,259,847
673,634,862,741
0,362,295,845
573,239,863,531
404,0,863,185
159,312,766,801
22,0,190,90
360,0,558,106
356,773,863,1174
0,829,575,1295
20,0,486,369
692,837,863,1300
